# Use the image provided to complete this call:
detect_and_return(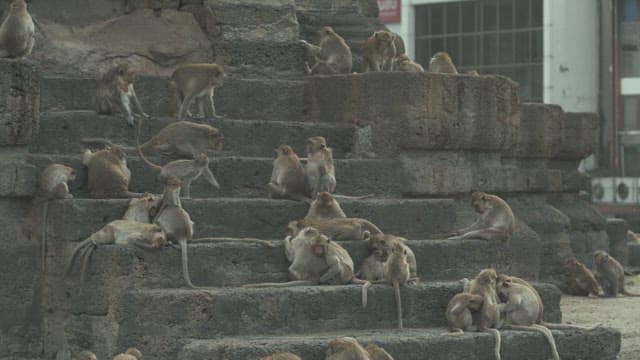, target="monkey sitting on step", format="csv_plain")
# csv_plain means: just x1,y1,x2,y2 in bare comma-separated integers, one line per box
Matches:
82,146,141,199
300,26,353,75
326,337,371,360
95,63,149,126
447,191,515,242
362,30,397,72
286,217,383,241
563,258,603,297
0,0,35,58
428,51,458,74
